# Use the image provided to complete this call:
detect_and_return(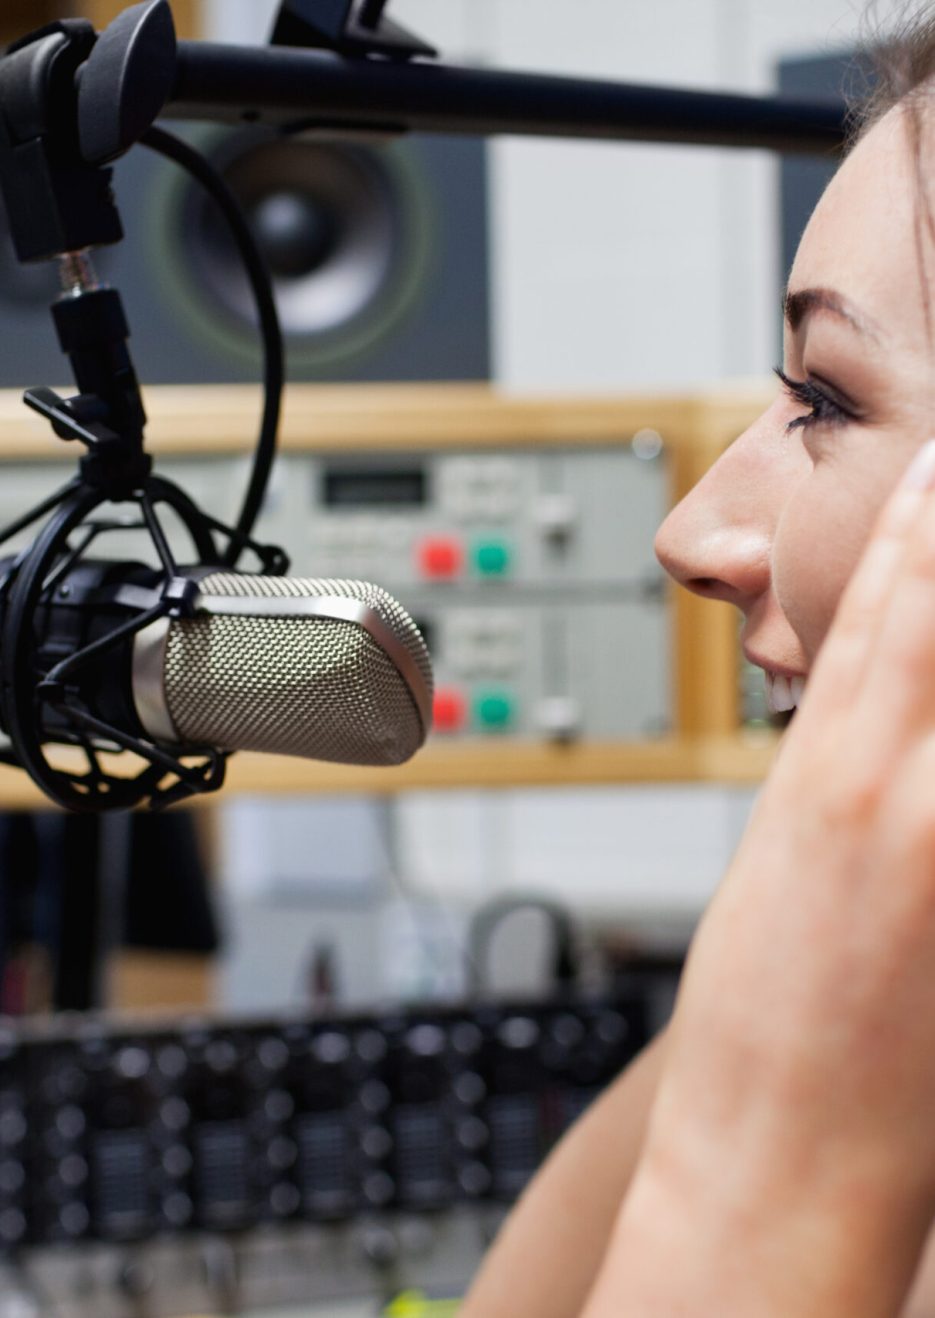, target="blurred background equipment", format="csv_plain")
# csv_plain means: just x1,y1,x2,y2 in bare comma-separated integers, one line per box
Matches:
0,989,651,1313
